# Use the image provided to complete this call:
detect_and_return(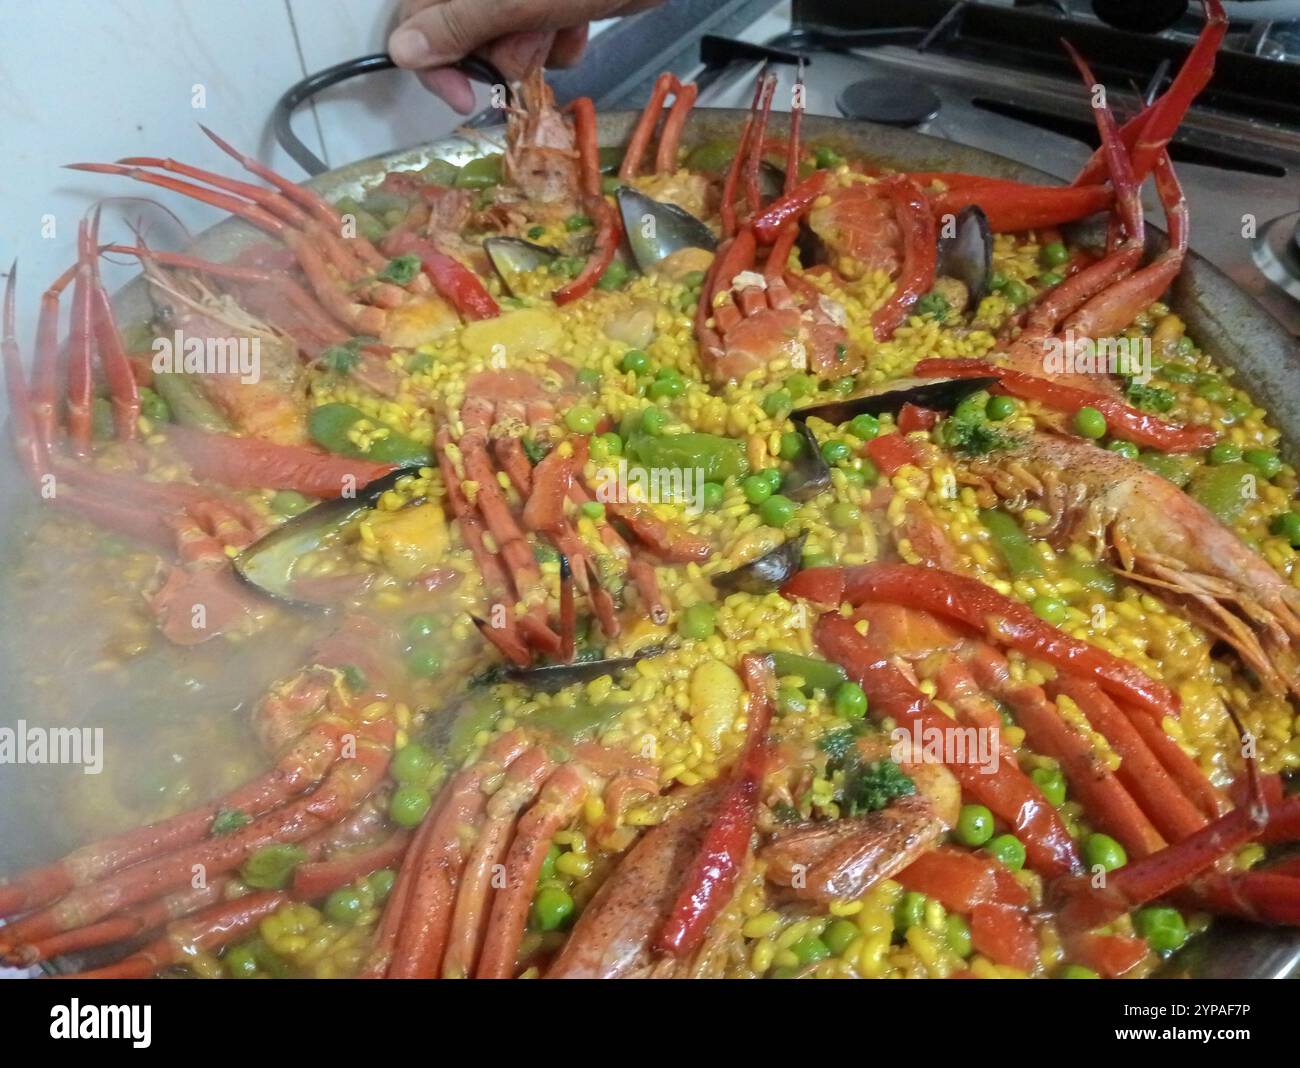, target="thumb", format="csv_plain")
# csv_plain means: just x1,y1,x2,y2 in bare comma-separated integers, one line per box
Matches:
389,0,532,68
